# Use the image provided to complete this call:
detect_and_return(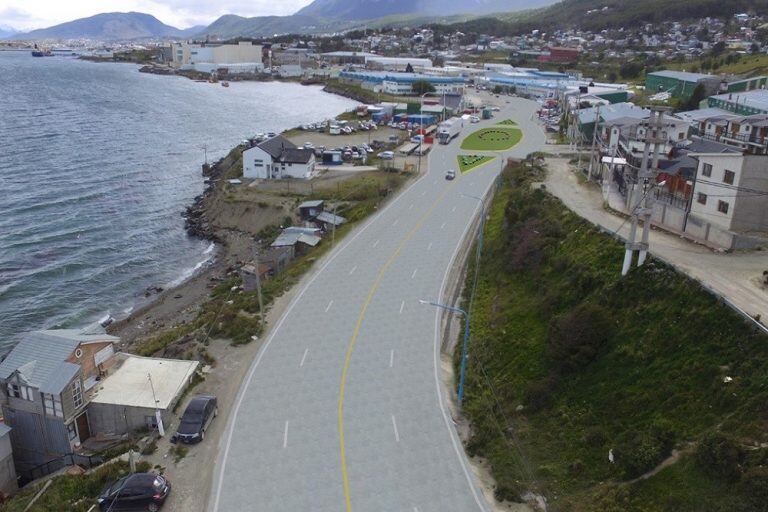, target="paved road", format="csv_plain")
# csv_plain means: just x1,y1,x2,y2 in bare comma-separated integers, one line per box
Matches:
210,97,546,512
